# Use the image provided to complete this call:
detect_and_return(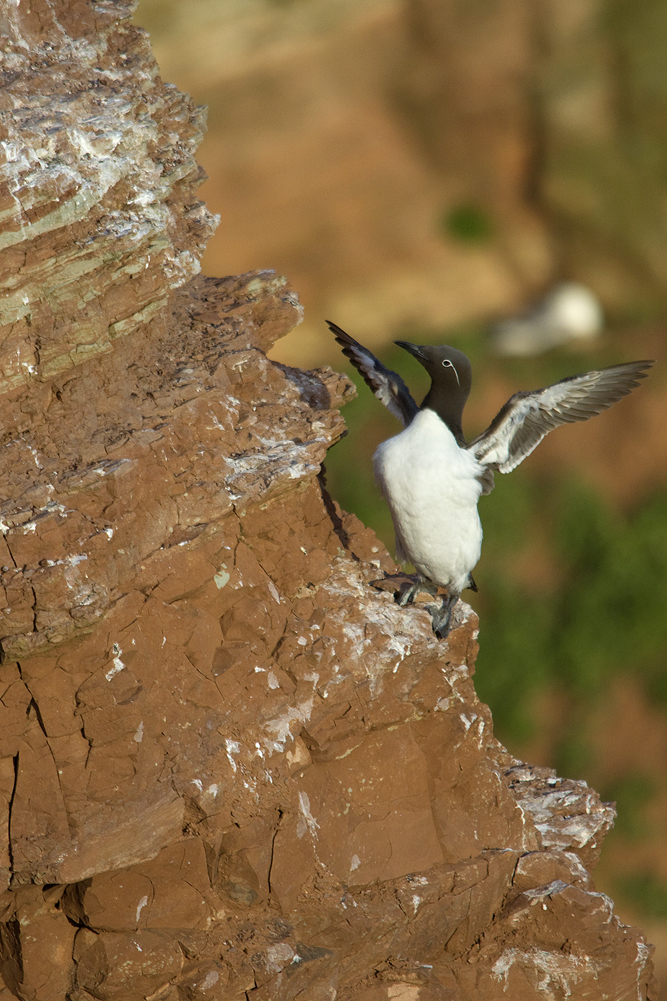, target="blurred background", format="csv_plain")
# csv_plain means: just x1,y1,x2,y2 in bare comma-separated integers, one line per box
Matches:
135,0,667,989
